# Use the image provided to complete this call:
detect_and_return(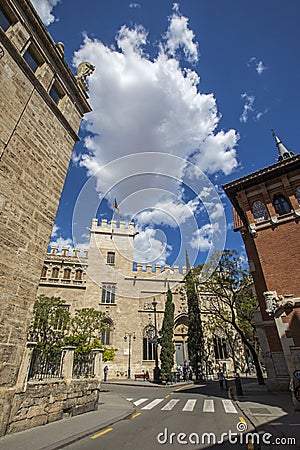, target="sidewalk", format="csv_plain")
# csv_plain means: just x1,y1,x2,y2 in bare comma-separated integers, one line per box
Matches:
232,378,300,447
0,391,134,450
